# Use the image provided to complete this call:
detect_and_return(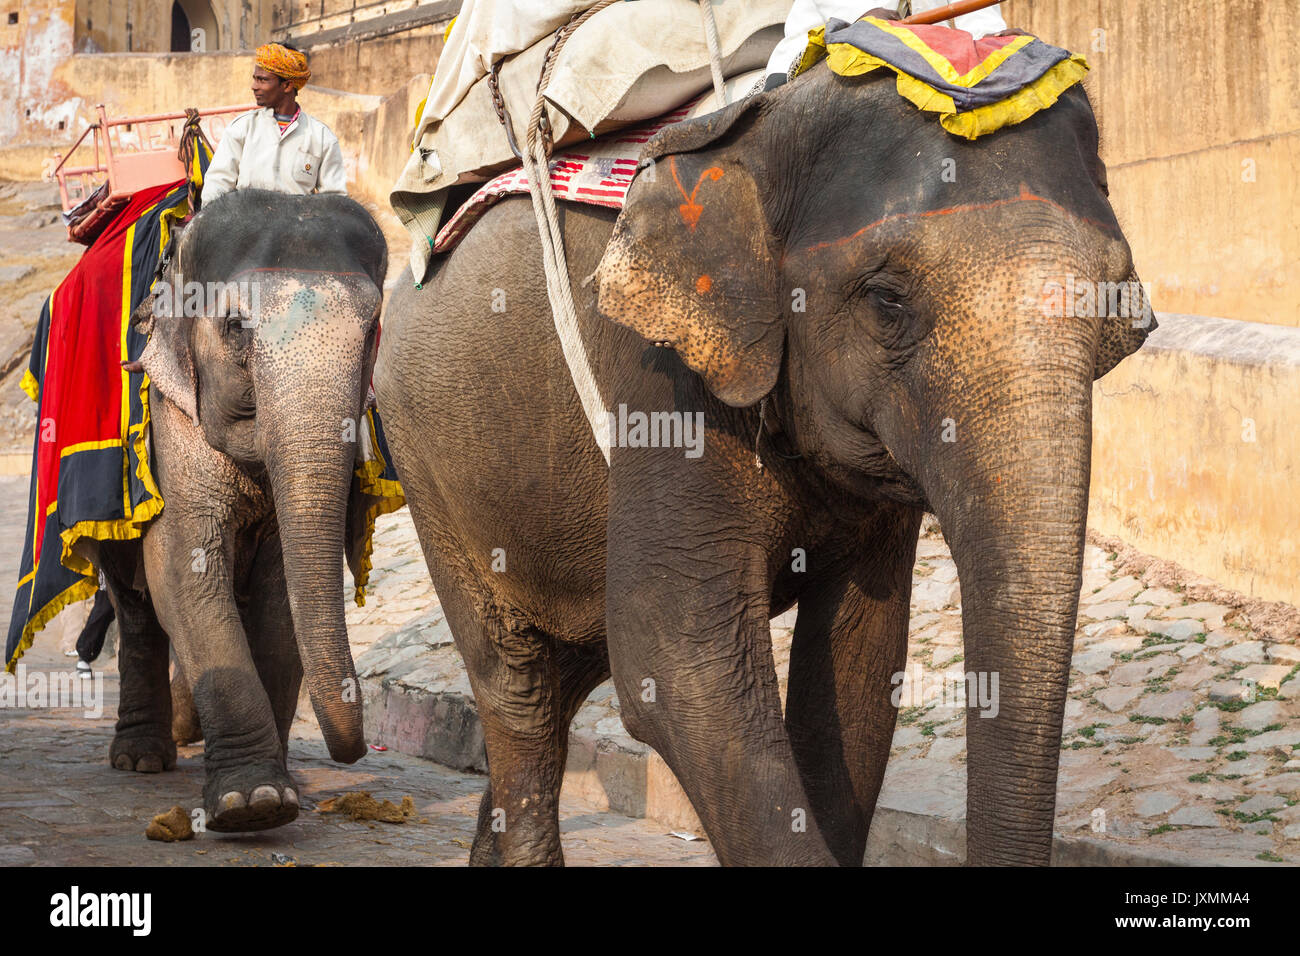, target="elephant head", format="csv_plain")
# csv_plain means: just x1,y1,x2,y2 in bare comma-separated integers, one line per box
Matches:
597,66,1153,864
136,189,386,764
